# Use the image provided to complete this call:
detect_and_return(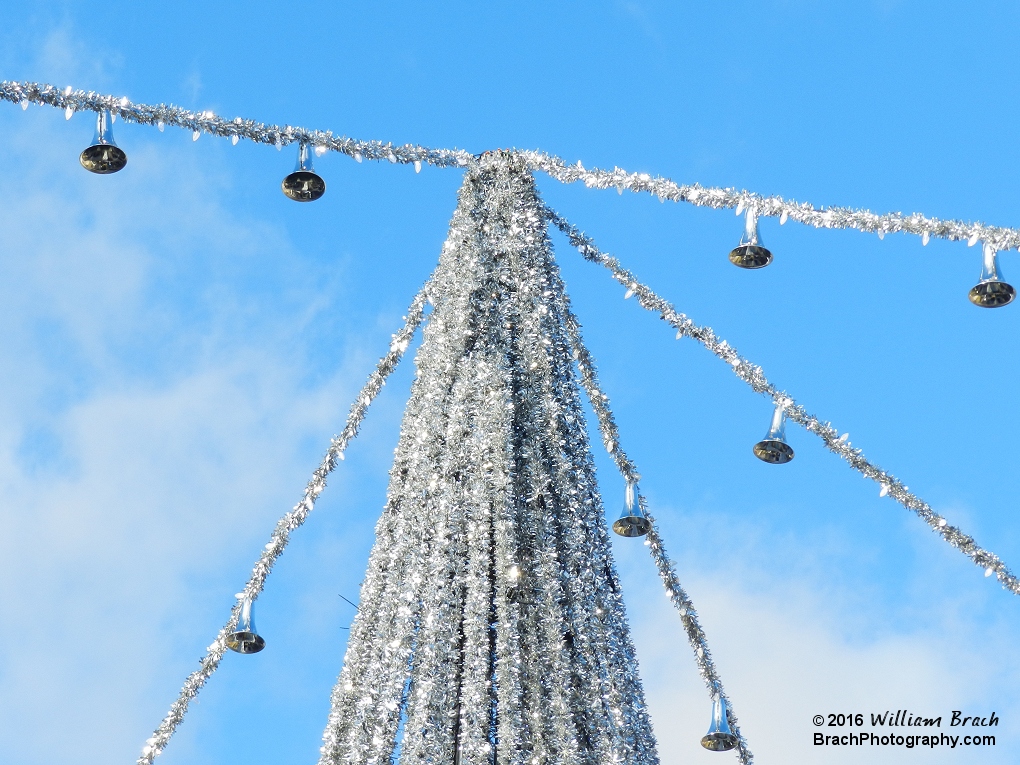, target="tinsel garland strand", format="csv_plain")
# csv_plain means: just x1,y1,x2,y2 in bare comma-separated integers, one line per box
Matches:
4,79,1019,252
520,150,1020,253
0,80,472,169
545,207,1020,598
525,176,657,765
549,270,753,765
137,278,434,765
318,178,495,765
478,153,658,765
